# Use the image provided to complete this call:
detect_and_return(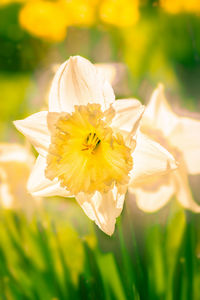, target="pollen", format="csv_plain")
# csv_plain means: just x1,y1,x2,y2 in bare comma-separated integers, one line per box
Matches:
81,132,101,153
45,104,133,195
